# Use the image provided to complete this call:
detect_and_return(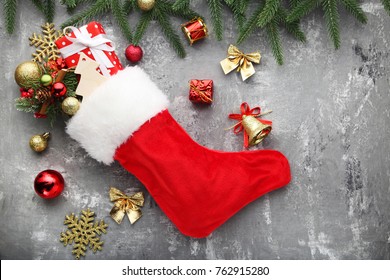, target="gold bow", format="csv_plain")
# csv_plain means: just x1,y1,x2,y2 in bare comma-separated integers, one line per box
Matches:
109,187,144,224
220,44,261,81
